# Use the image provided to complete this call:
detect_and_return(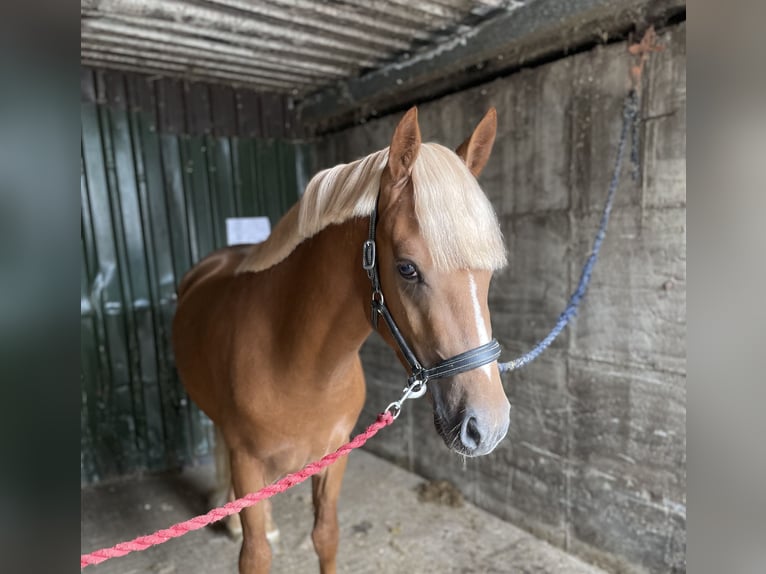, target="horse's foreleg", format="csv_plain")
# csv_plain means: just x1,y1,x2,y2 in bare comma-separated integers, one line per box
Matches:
230,449,272,574
311,453,348,574
263,498,280,547
212,426,242,538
